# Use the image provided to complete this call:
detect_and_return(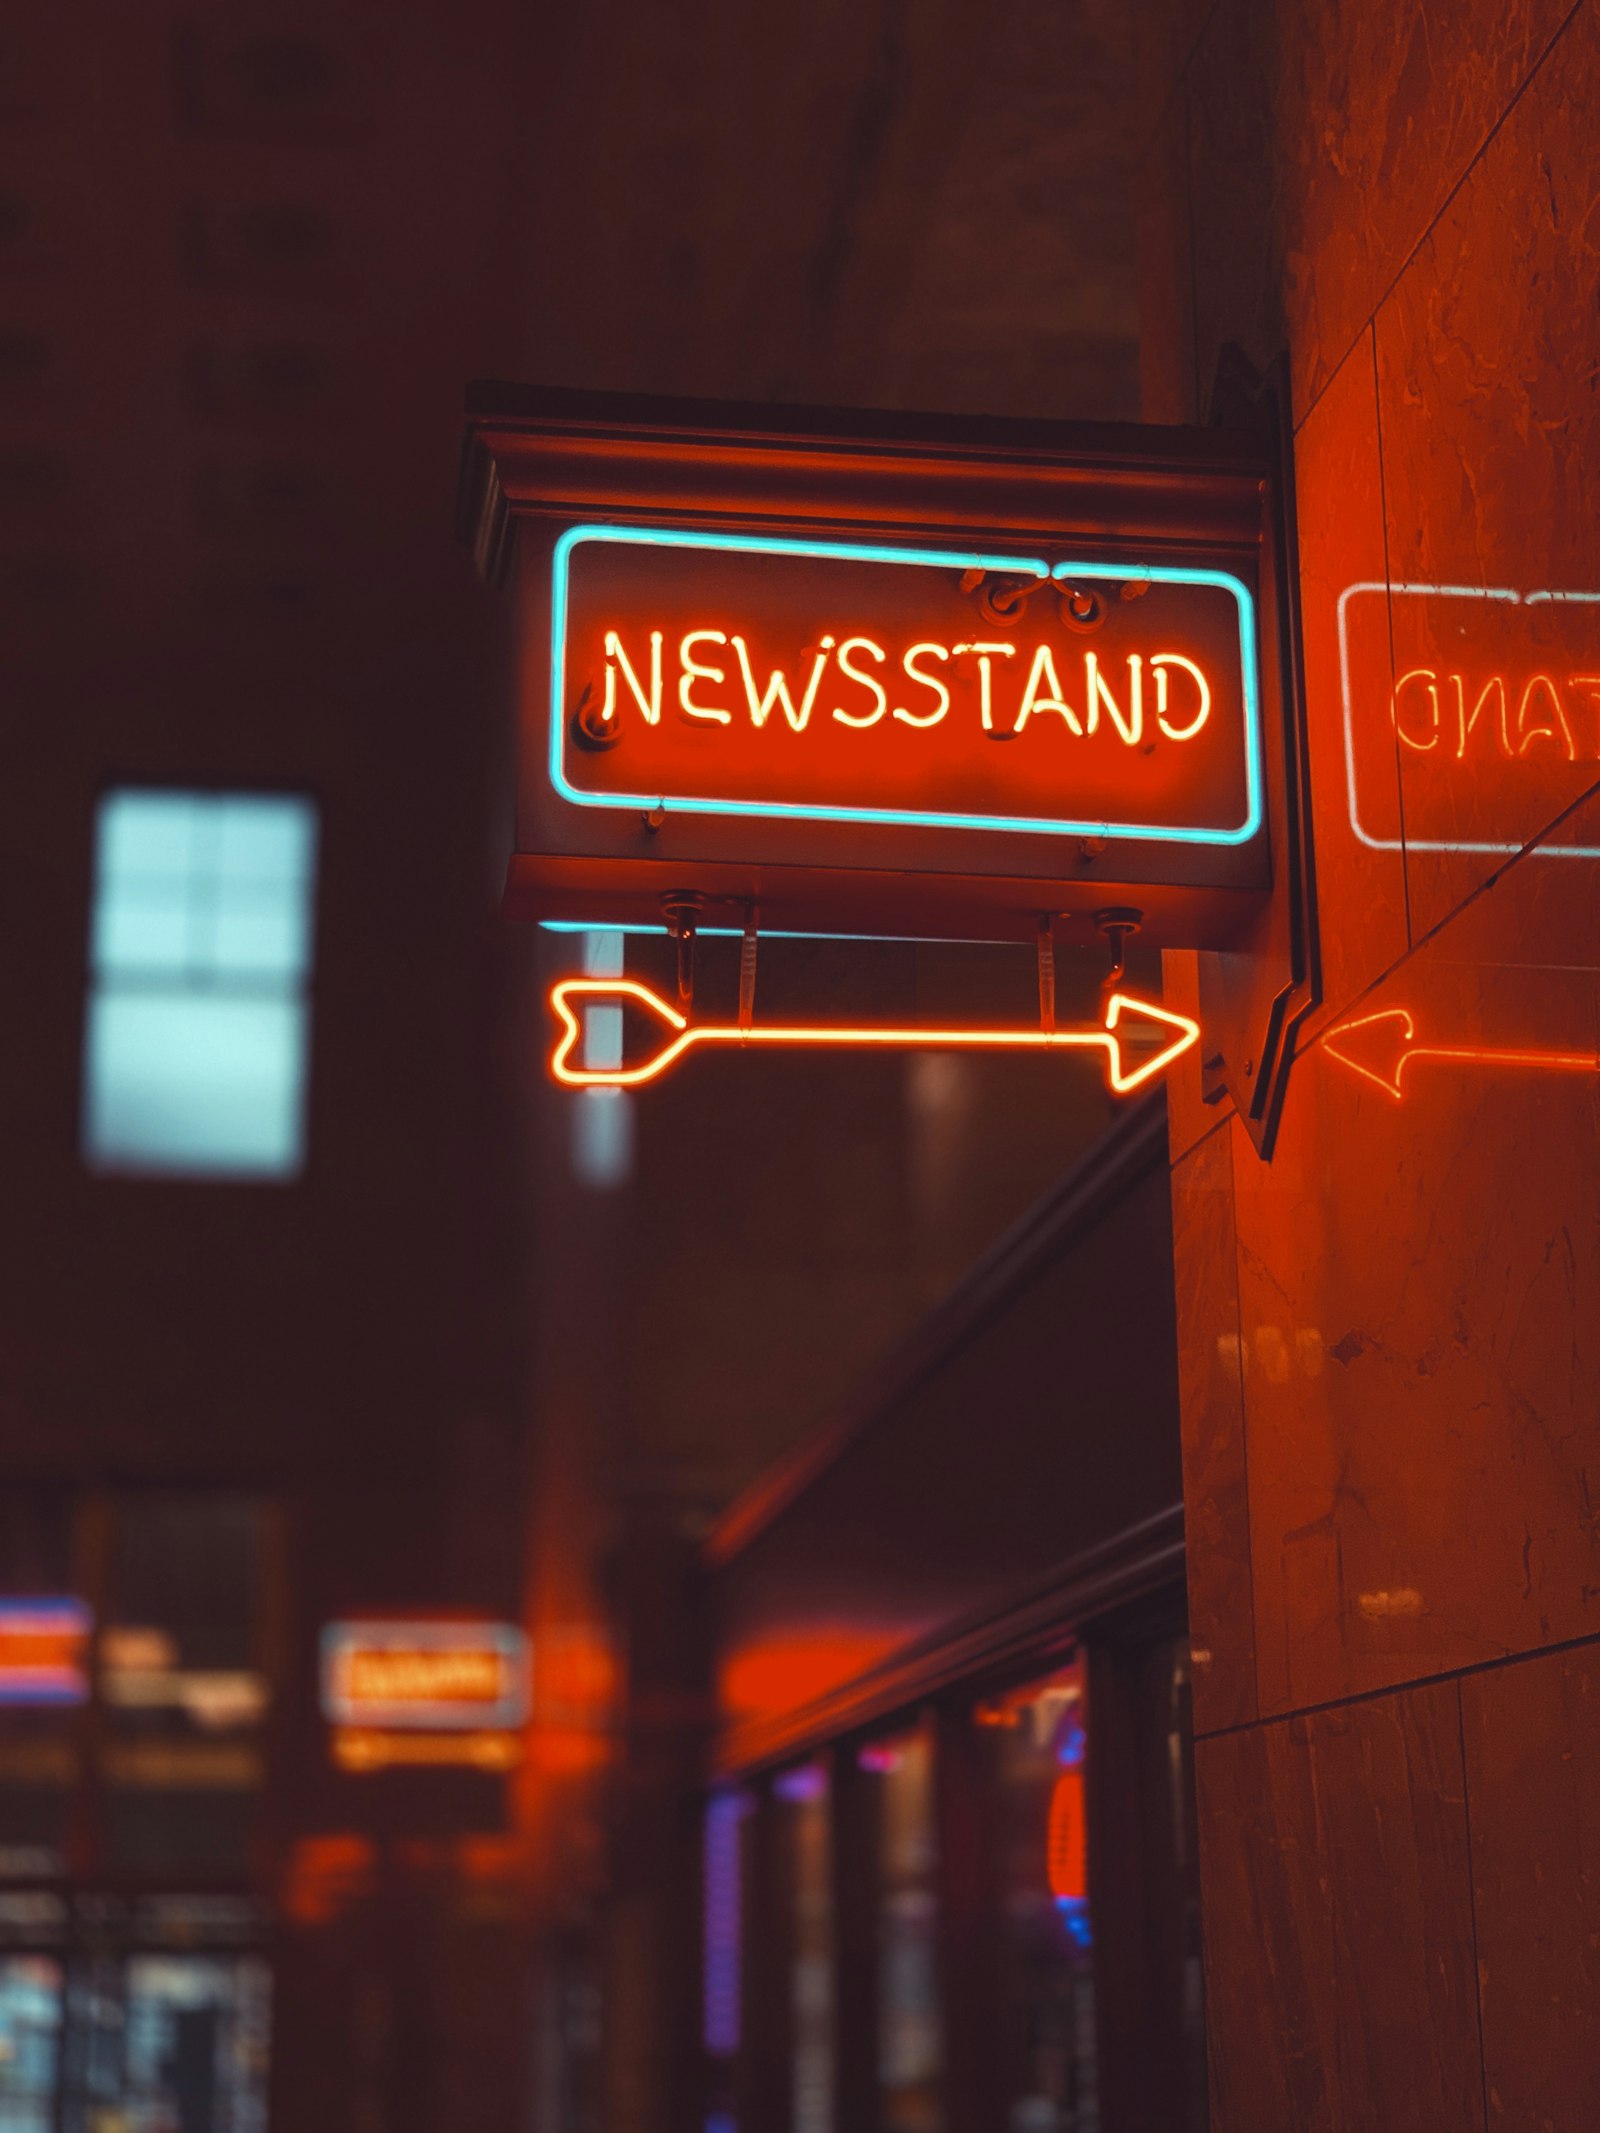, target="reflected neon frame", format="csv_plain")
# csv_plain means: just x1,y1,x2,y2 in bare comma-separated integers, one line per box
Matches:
547,975,1199,1095
1337,582,1600,858
549,526,1264,846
